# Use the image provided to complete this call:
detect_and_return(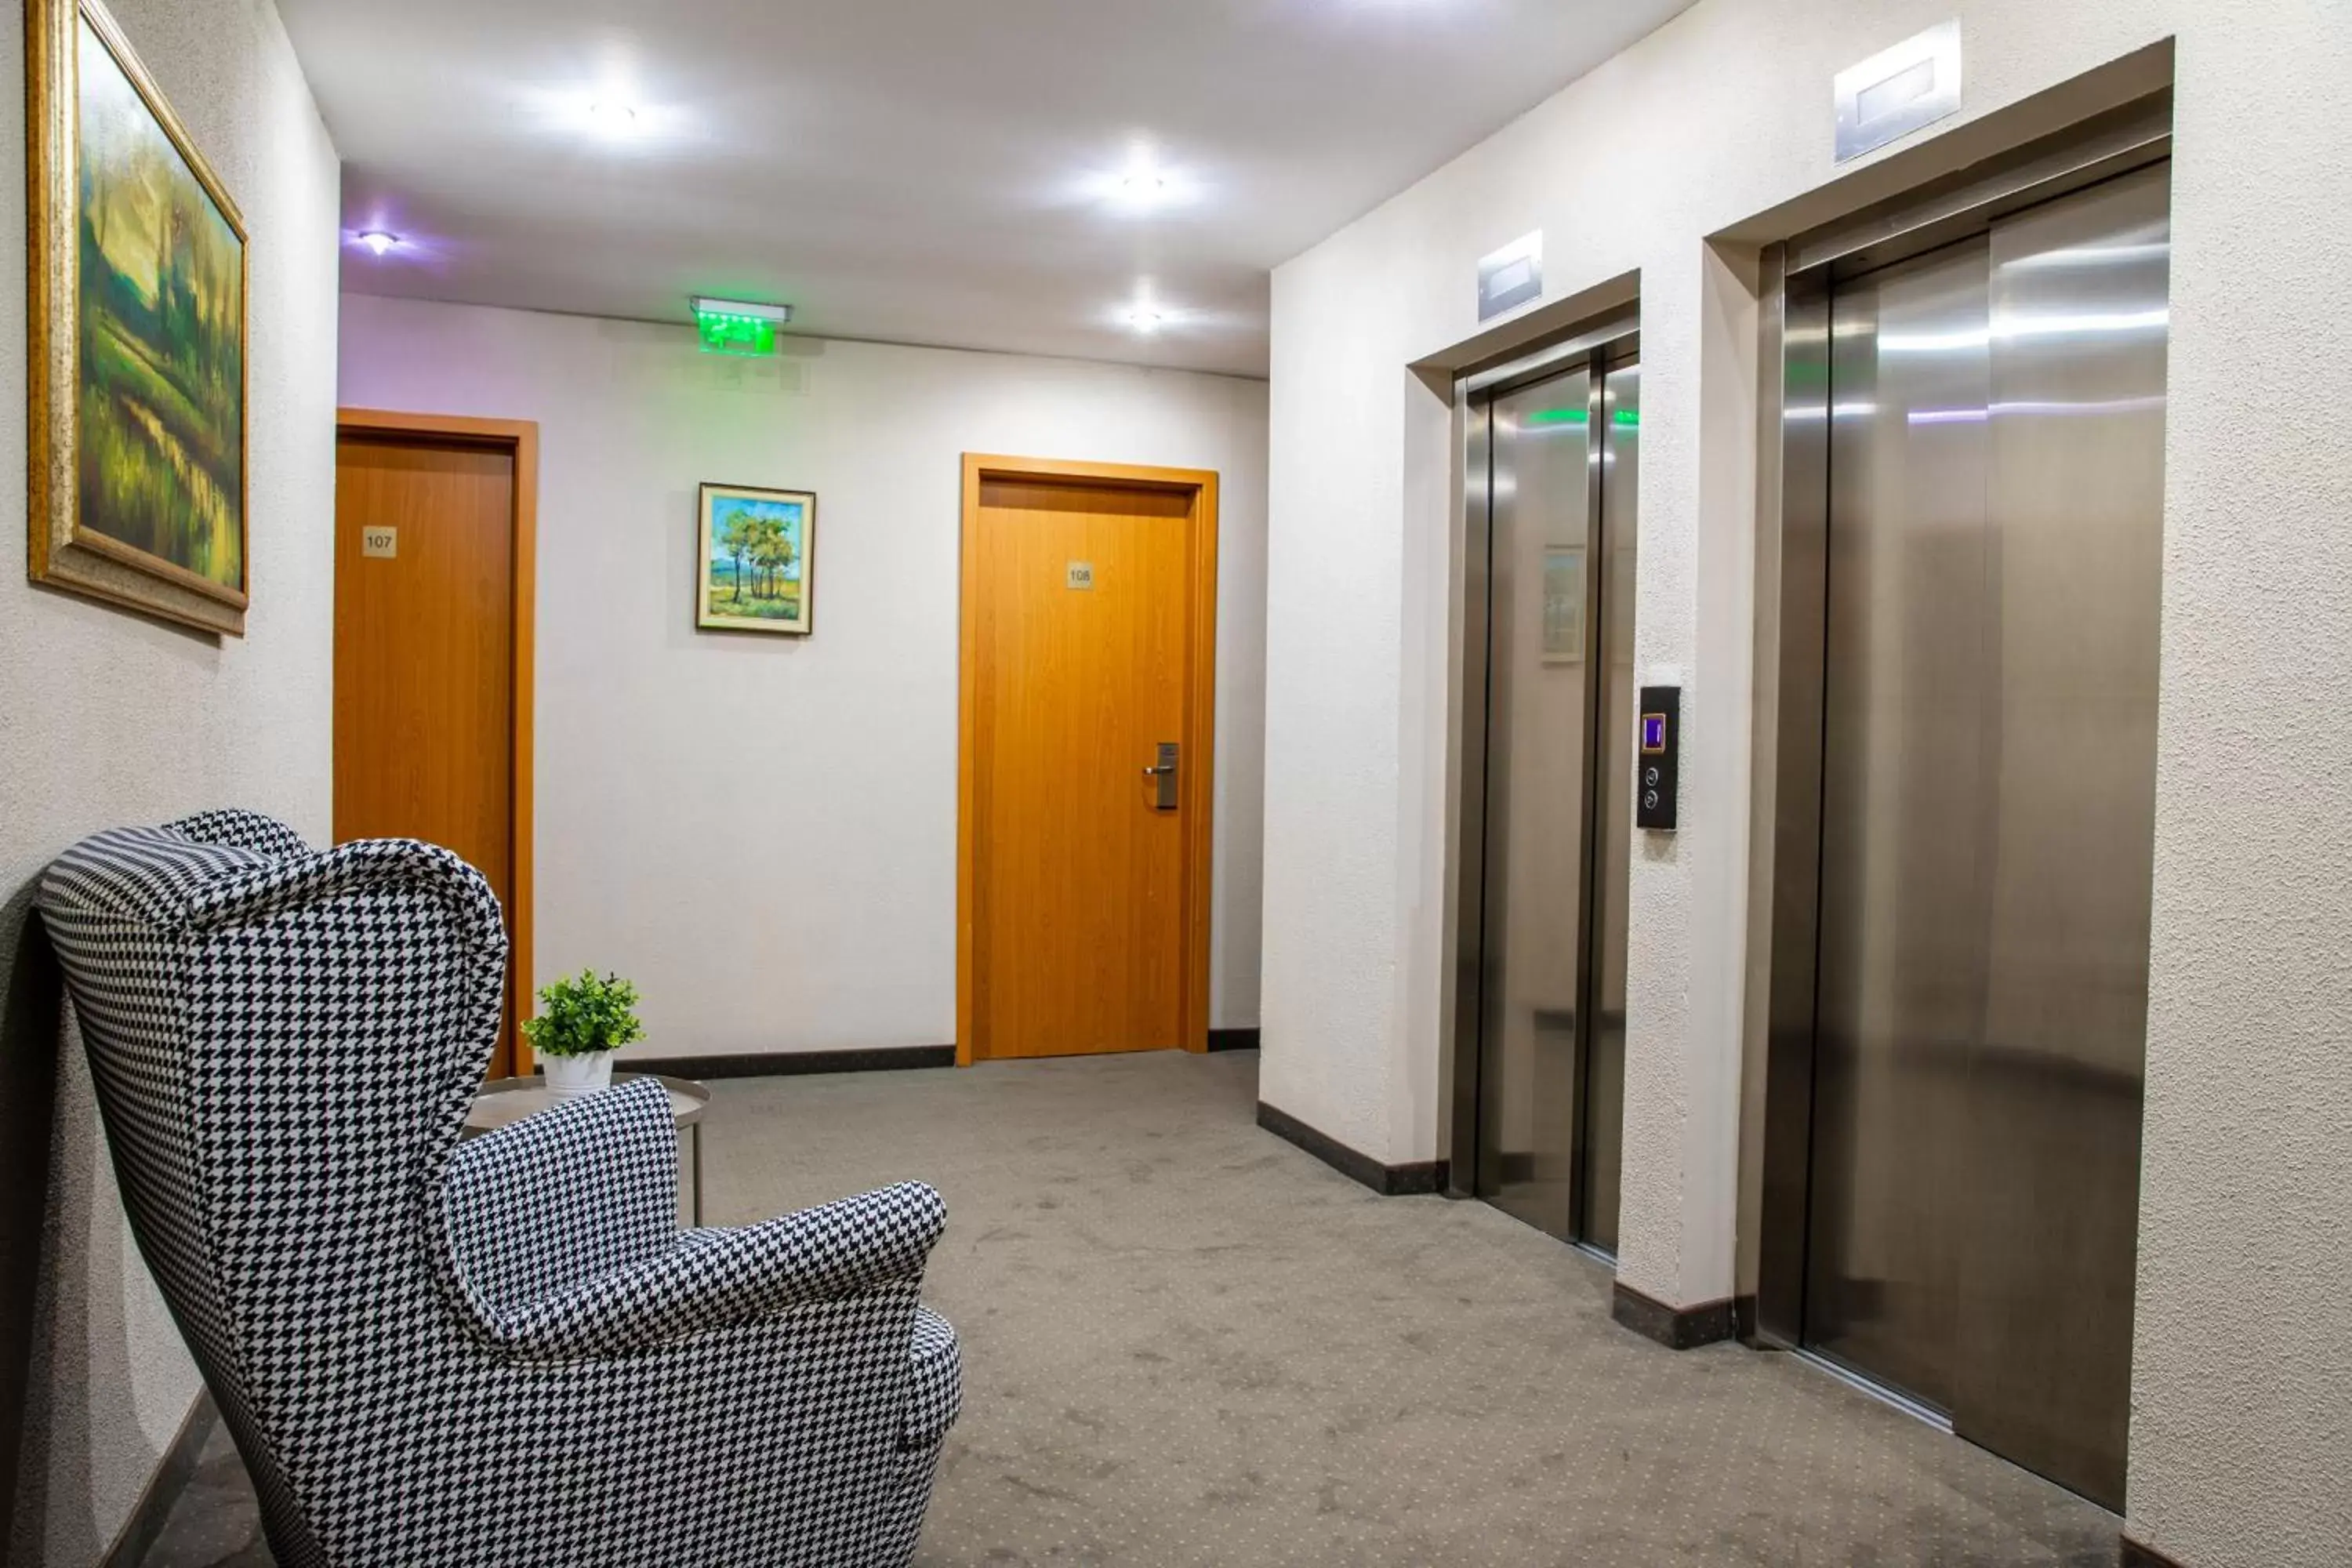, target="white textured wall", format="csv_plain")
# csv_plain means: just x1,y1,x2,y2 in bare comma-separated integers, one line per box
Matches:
338,296,1269,1055
1262,2,2352,1562
0,0,341,1559
2130,11,2352,1564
